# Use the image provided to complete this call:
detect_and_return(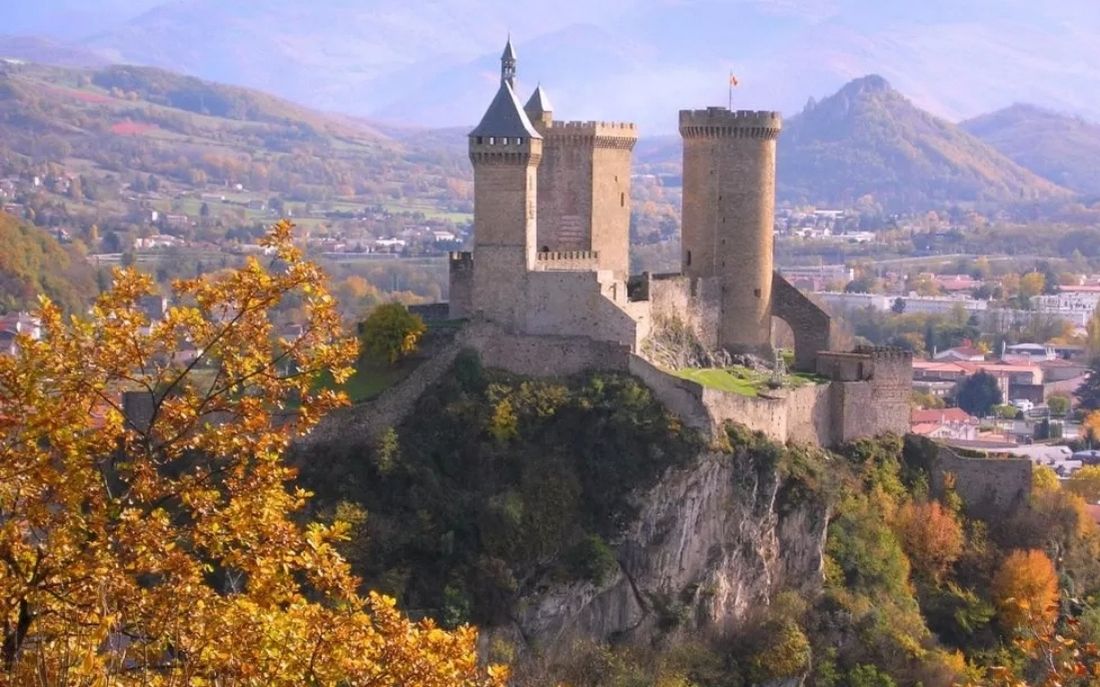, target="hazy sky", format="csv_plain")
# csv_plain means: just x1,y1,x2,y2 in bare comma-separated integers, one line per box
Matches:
6,0,1100,130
